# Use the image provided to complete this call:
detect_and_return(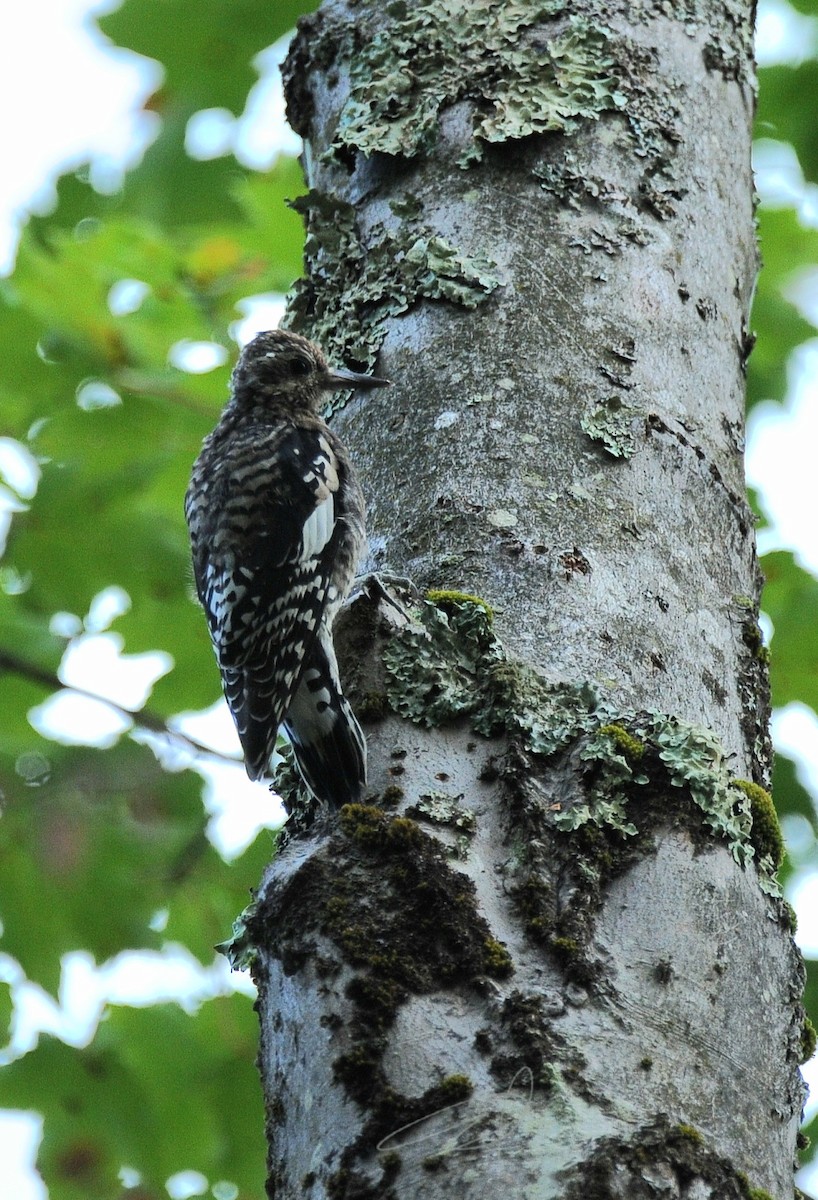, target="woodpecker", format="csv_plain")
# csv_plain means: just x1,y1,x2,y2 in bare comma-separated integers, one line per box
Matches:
185,329,389,806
